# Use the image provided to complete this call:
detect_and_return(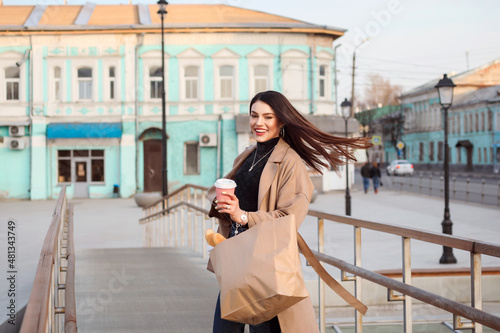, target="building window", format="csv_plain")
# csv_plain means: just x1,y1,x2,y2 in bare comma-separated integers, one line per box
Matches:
220,65,234,99
54,67,62,101
478,147,481,163
475,113,479,132
469,114,473,132
419,142,424,162
456,147,461,164
57,149,105,183
91,150,105,182
149,67,162,99
319,65,327,98
429,141,434,161
464,115,468,133
491,147,494,163
185,66,199,100
58,150,71,183
438,141,443,161
109,67,116,100
78,67,92,100
184,142,199,175
5,67,20,100
254,65,269,94
484,147,488,164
